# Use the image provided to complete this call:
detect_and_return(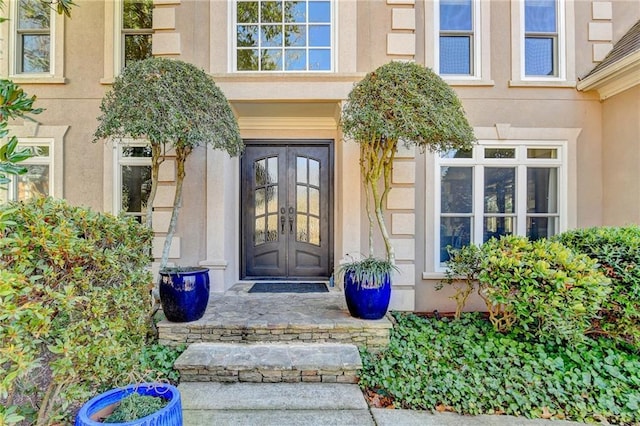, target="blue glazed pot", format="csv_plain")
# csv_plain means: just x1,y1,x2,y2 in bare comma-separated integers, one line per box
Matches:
344,271,391,320
159,267,210,322
75,383,182,426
